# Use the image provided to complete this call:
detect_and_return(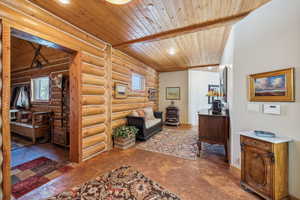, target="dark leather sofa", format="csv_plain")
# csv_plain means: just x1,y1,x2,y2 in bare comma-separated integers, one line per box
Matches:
127,111,163,141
